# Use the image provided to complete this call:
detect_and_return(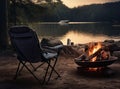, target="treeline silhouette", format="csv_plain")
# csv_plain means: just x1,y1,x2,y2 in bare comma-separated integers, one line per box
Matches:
9,1,120,23
70,2,120,22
